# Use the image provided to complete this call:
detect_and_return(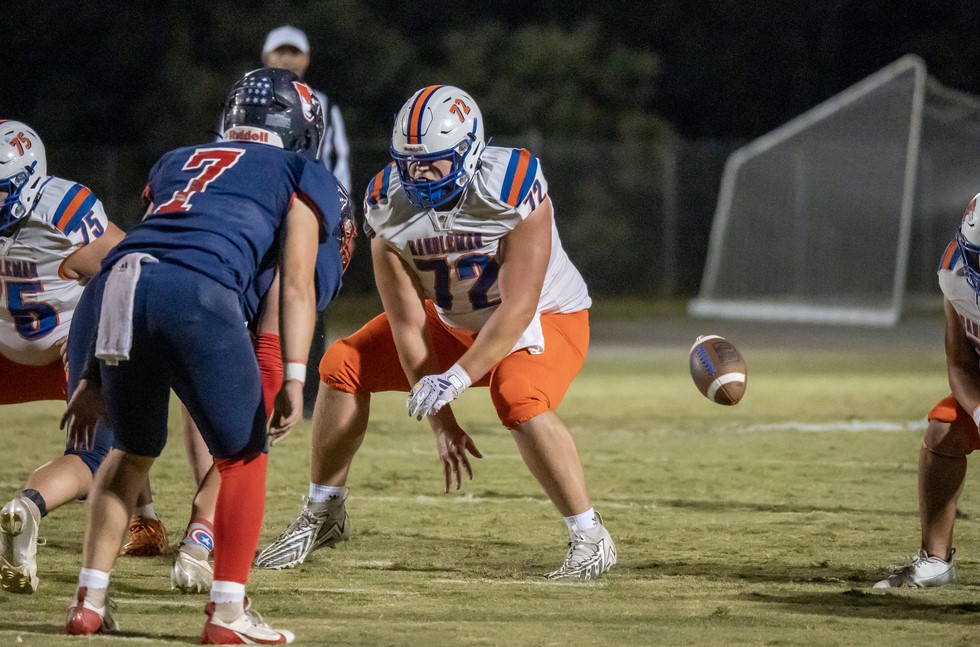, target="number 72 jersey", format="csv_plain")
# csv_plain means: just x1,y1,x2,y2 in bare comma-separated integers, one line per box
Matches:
364,146,591,351
0,177,109,366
